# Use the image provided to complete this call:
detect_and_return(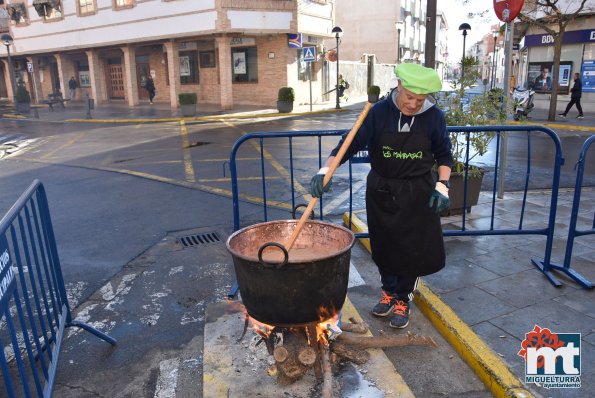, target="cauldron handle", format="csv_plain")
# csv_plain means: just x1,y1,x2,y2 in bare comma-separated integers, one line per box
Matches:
291,203,315,220
258,242,289,269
